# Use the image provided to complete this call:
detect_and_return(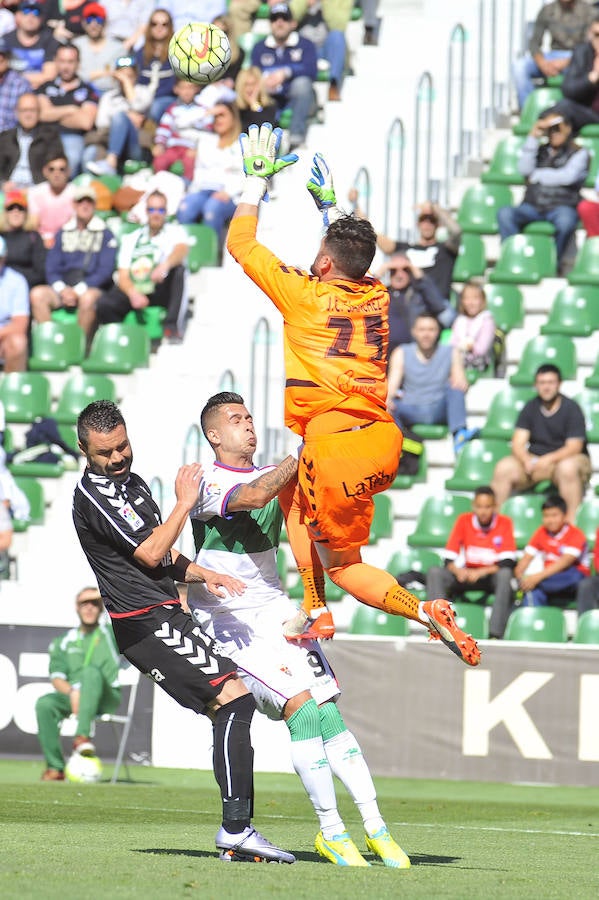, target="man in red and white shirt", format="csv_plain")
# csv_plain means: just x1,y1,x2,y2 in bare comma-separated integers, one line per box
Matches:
426,485,517,638
514,494,589,608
